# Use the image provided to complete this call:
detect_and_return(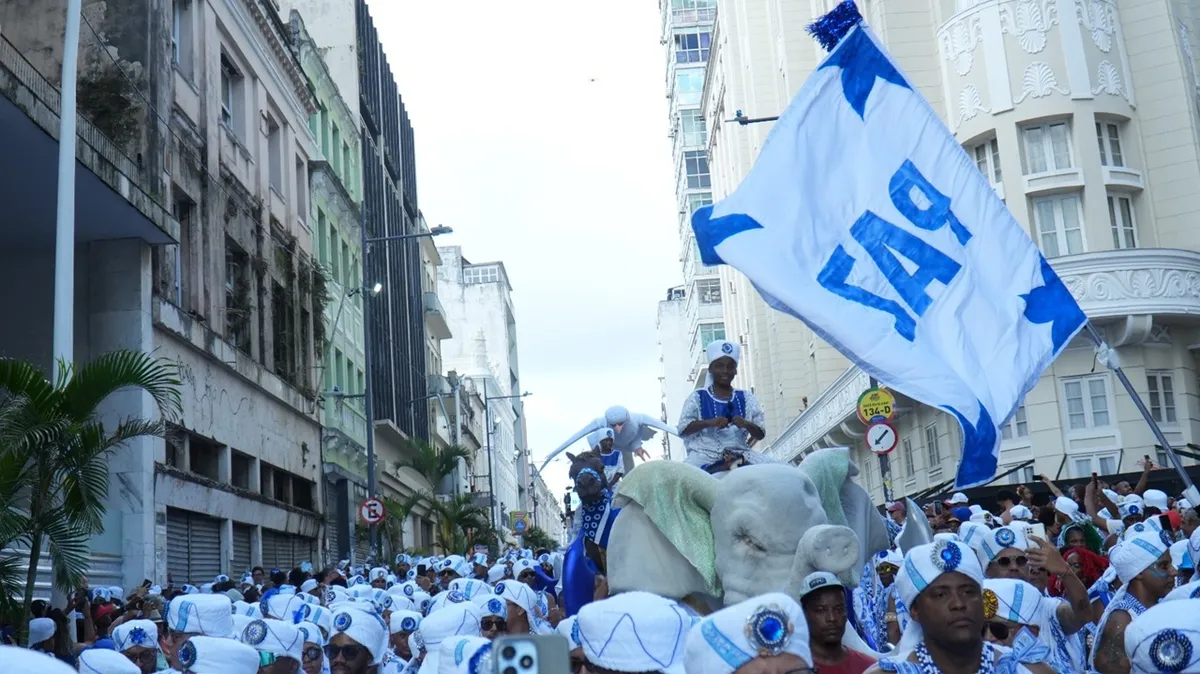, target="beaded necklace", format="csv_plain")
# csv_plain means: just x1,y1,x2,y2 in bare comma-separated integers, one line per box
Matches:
914,641,996,674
